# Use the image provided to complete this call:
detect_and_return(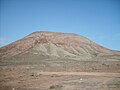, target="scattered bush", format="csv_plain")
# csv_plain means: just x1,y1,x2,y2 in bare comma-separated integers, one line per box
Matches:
49,84,63,90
